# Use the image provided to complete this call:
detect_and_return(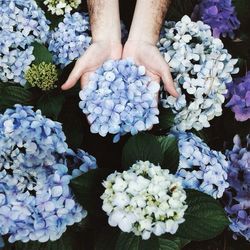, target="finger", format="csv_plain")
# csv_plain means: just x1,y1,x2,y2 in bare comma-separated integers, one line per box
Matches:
80,72,92,89
61,59,87,90
158,59,179,97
